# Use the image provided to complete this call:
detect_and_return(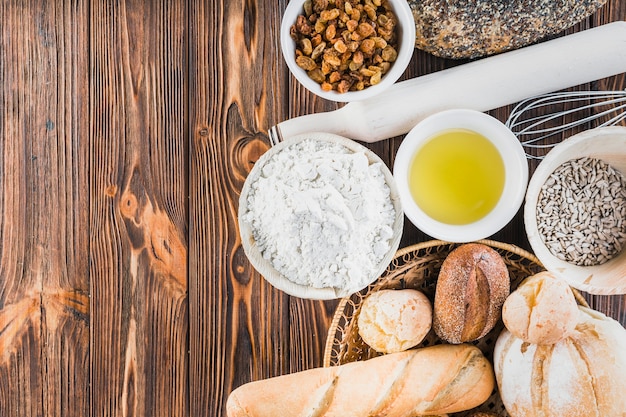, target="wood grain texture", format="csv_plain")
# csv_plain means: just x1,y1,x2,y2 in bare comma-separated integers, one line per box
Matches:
187,1,296,415
0,1,625,417
89,1,188,416
0,1,89,416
